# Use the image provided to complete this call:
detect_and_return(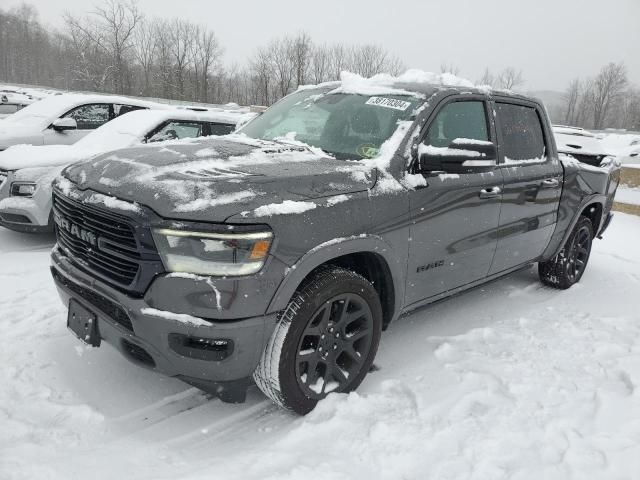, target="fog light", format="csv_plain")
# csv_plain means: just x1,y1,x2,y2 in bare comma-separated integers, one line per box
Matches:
168,333,233,361
11,182,37,197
